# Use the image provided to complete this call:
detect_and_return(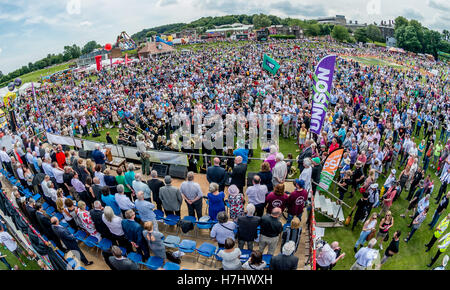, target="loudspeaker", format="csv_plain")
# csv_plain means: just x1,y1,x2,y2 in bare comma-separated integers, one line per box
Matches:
247,172,258,187
169,165,188,179
78,149,90,159
152,163,168,177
